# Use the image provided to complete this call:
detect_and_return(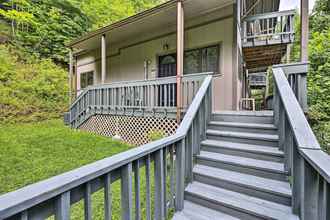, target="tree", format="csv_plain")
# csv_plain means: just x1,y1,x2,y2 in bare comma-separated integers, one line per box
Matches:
0,0,91,64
